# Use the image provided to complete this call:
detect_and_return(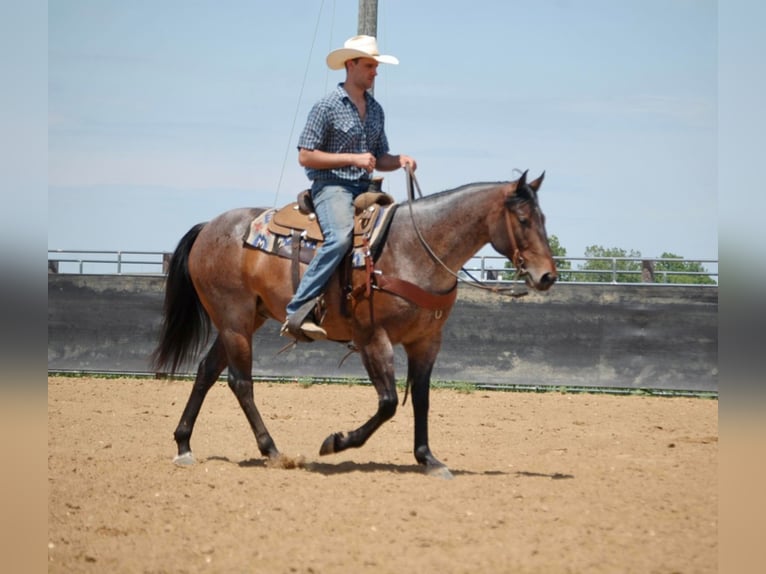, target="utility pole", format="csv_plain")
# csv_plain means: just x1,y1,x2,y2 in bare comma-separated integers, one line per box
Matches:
357,0,378,94
357,0,378,37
